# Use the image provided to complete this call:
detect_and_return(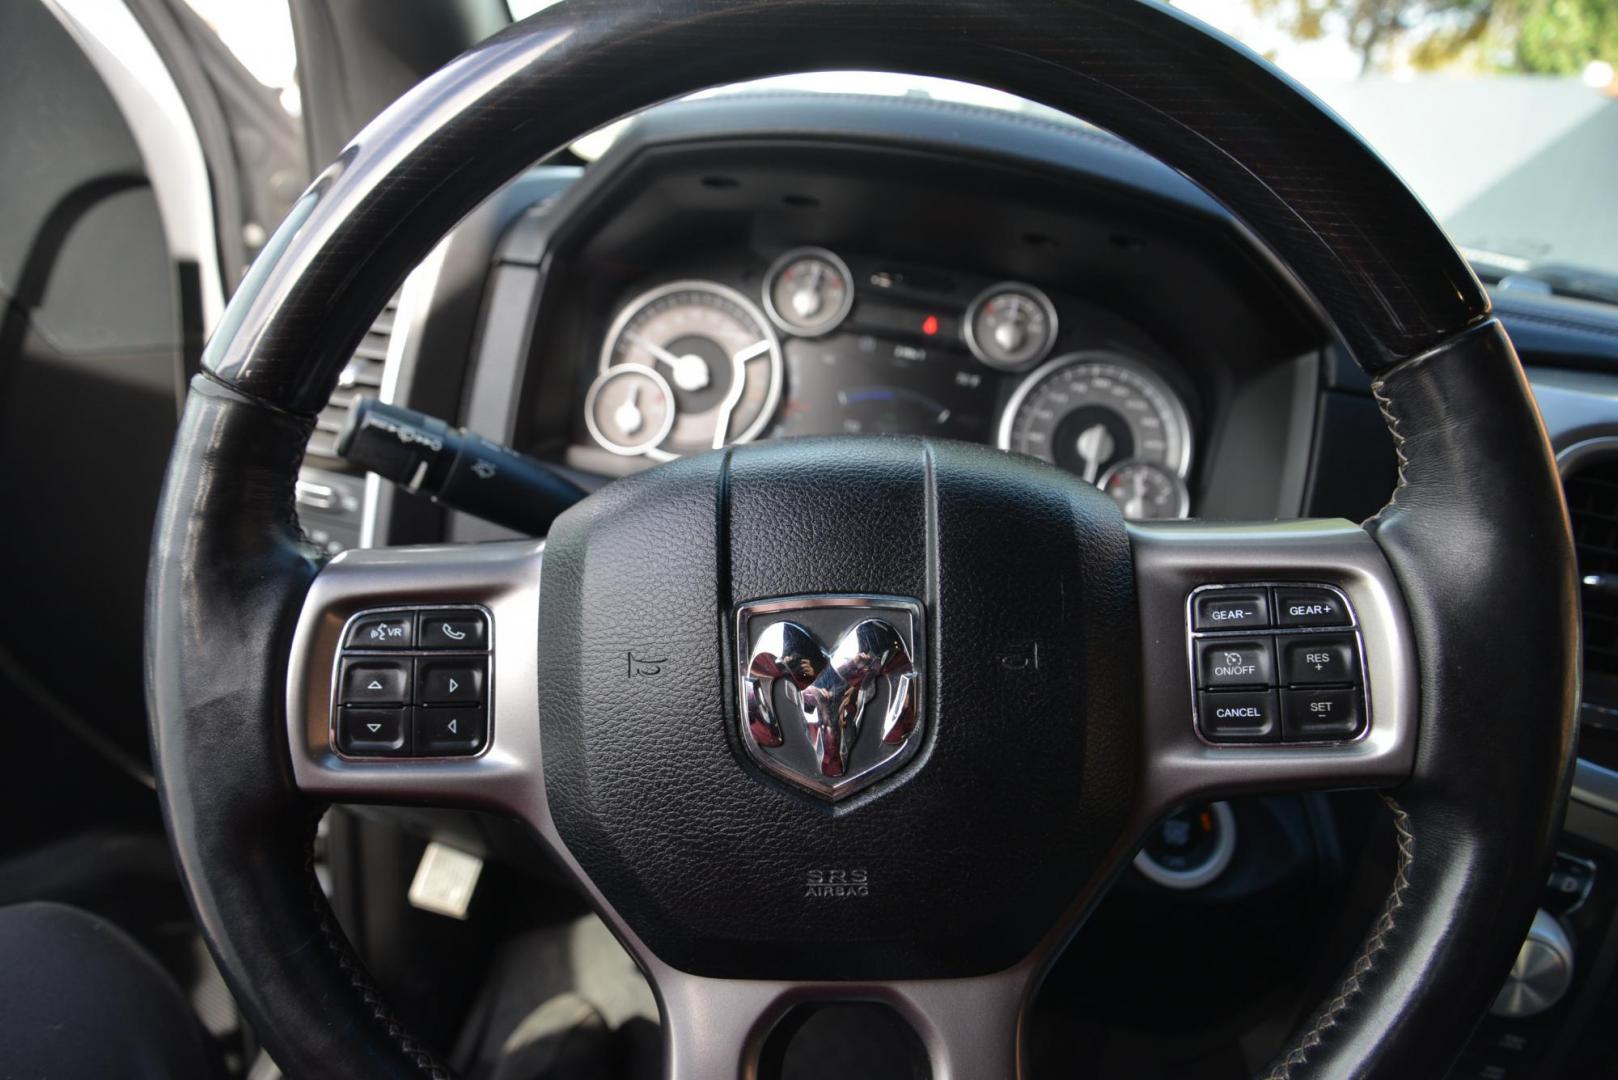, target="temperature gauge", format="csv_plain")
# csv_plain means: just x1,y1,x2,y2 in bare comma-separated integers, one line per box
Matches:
1099,459,1190,520
964,283,1058,370
584,364,676,456
764,247,854,337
